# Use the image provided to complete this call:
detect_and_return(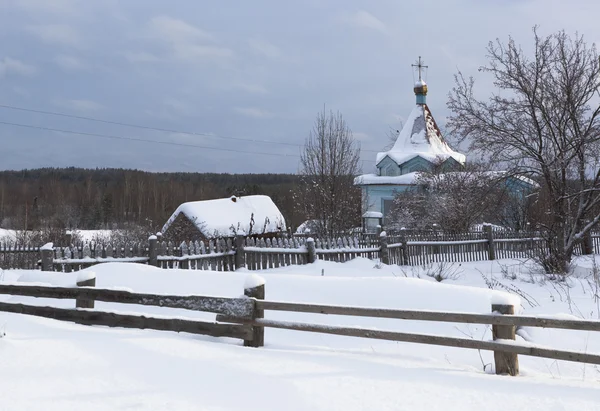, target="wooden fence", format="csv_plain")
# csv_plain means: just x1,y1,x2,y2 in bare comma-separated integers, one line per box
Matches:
217,283,600,376
2,228,600,271
0,244,40,270
2,278,598,376
0,273,258,345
